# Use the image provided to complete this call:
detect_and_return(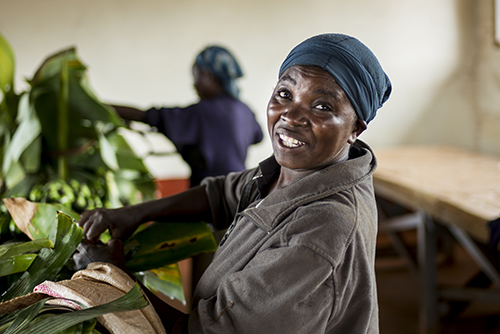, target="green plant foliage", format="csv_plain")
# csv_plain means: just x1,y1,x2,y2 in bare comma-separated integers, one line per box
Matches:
0,34,156,218
0,32,15,94
125,221,218,272
0,34,220,329
0,239,53,277
0,283,146,334
137,264,185,304
2,212,83,301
